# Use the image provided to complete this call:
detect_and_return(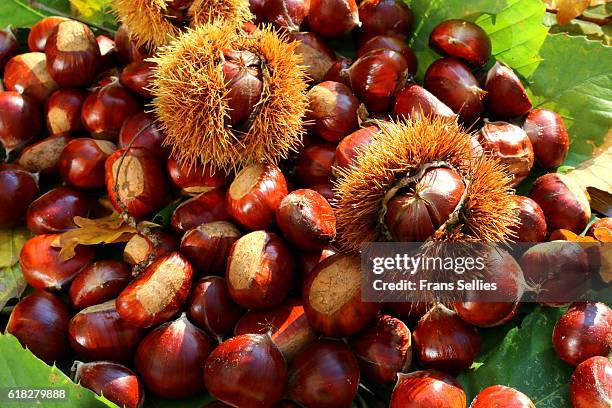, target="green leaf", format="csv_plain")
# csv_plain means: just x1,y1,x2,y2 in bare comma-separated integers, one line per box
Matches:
458,307,573,408
0,333,118,408
527,33,612,167
0,0,71,28
0,228,31,309
151,199,183,229
69,0,117,28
